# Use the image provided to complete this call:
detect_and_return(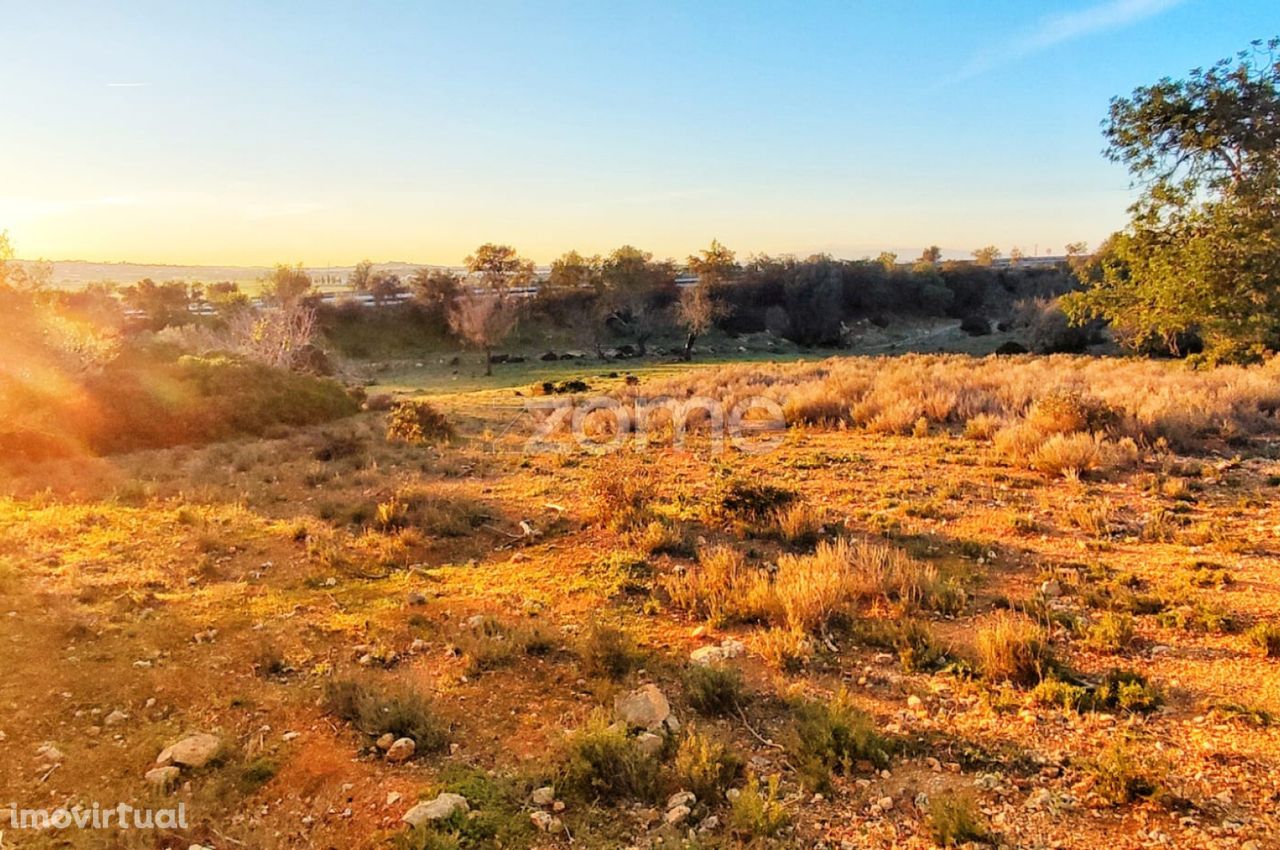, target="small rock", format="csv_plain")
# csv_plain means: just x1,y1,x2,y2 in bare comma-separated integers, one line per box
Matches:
1040,579,1061,598
636,732,664,756
104,709,129,727
156,733,221,769
698,815,720,832
385,737,416,763
386,791,402,806
667,791,696,811
531,786,556,807
615,684,672,730
282,731,301,742
906,695,923,711
376,733,396,751
36,743,64,762
530,810,561,832
407,591,428,606
145,766,180,789
665,805,691,826
876,796,894,811
402,793,468,828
